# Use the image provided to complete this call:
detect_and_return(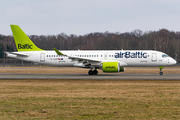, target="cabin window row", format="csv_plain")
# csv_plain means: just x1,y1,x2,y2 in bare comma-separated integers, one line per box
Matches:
46,55,115,58
77,55,100,57
47,55,66,57
76,55,114,57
